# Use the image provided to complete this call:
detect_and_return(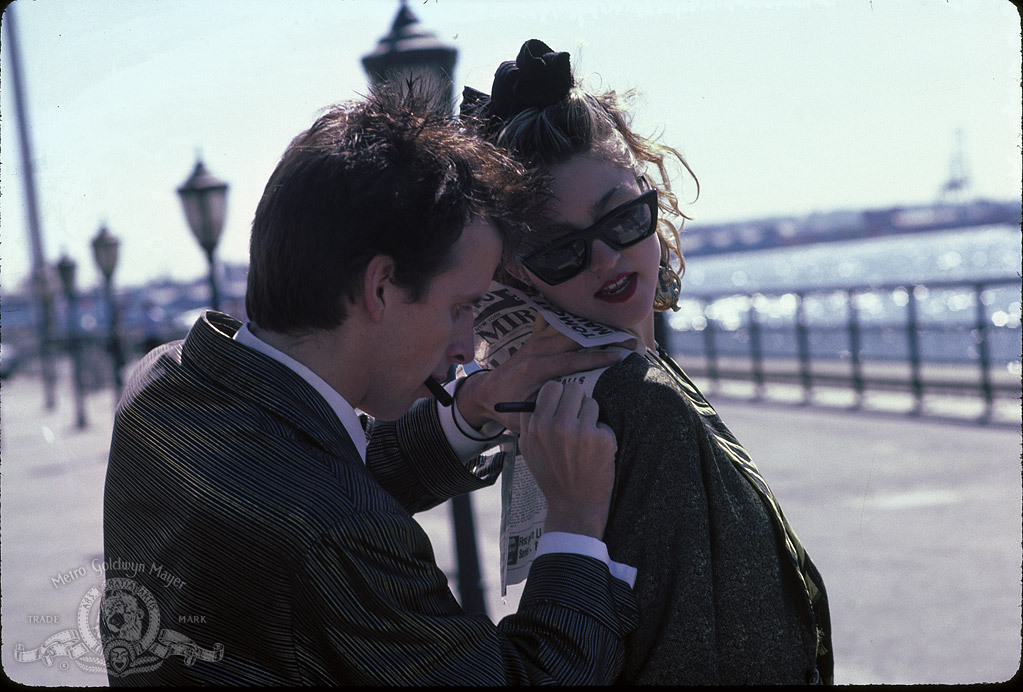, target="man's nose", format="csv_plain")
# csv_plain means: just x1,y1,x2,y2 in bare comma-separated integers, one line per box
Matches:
449,313,474,365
